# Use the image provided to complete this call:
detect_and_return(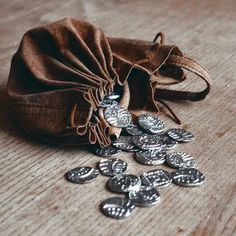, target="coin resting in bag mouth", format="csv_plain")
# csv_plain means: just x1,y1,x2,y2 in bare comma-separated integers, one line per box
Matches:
7,18,211,219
